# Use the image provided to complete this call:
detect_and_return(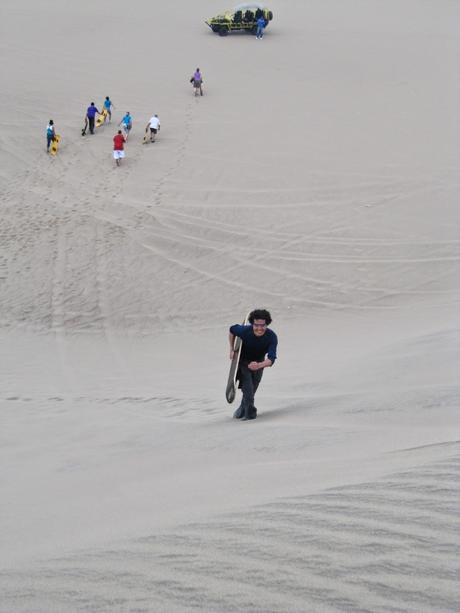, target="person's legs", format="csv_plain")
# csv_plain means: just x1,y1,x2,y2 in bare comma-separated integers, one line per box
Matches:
89,116,95,134
246,369,262,418
239,365,253,417
238,363,263,419
46,134,52,152
113,150,125,166
250,370,263,416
